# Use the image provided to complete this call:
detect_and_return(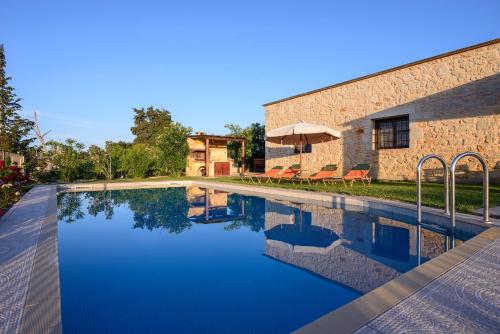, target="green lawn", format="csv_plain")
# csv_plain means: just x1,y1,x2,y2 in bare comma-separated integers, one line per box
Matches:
208,177,500,214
